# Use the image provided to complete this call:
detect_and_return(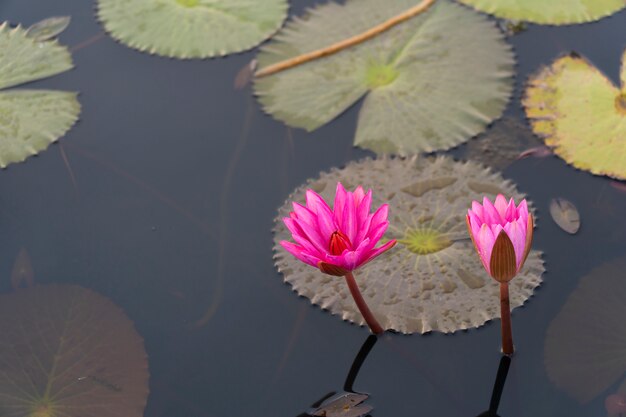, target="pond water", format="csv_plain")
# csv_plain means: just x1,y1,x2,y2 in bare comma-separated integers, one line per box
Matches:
1,0,626,416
